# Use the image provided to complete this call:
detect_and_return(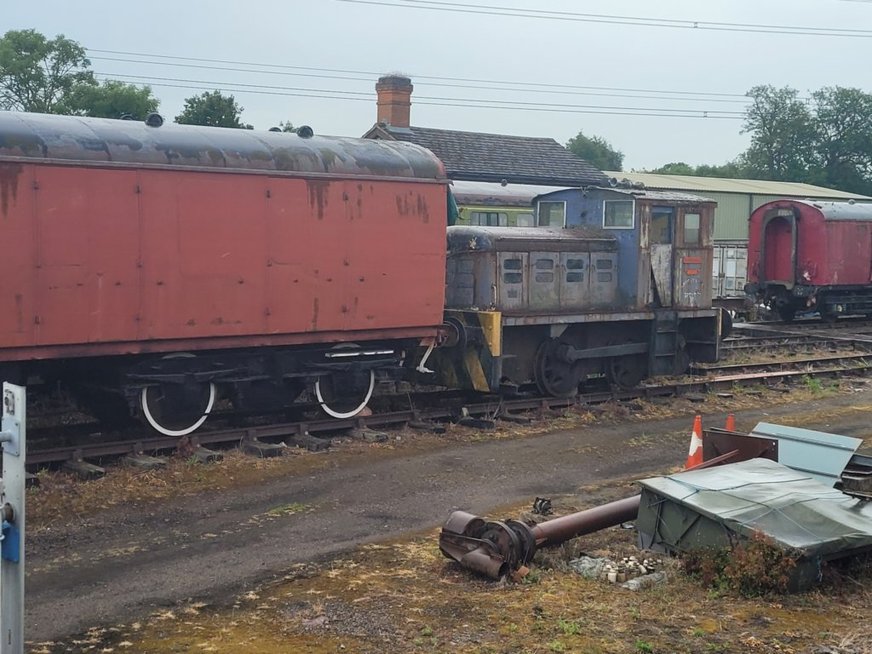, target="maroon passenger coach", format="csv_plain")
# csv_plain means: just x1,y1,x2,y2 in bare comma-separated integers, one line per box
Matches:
745,199,872,320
